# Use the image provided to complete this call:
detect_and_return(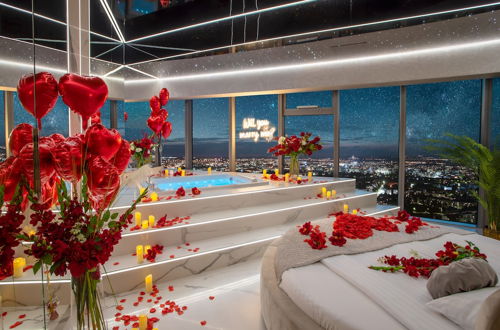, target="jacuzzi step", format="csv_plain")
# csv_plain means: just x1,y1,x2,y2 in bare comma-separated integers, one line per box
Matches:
110,177,357,221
